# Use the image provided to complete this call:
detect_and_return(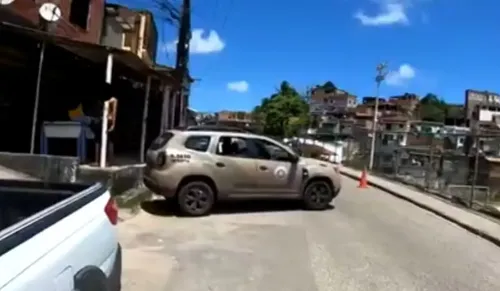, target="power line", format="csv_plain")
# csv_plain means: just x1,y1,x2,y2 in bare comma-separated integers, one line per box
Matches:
192,0,234,83
219,0,234,30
